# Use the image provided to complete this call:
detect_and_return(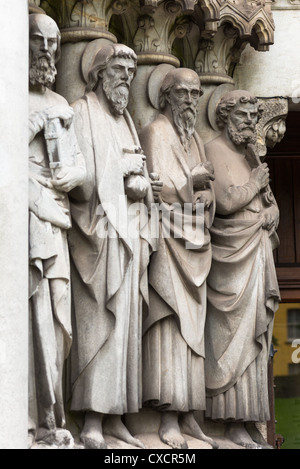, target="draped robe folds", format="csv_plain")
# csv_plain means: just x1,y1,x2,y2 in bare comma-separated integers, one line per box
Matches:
139,114,215,412
29,89,82,430
204,137,280,422
68,92,154,415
